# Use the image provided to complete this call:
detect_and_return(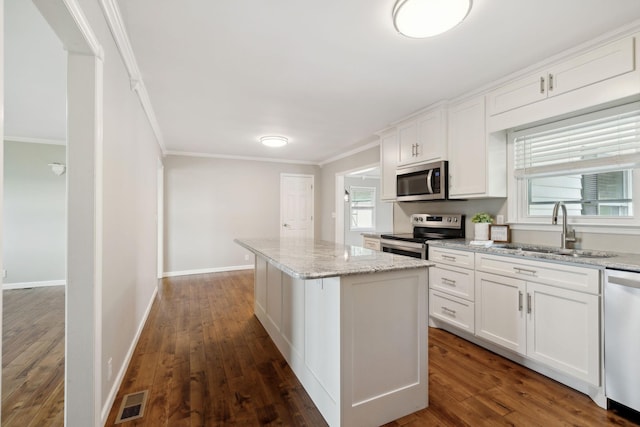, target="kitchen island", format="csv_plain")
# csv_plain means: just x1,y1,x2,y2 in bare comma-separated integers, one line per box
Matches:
234,238,432,427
